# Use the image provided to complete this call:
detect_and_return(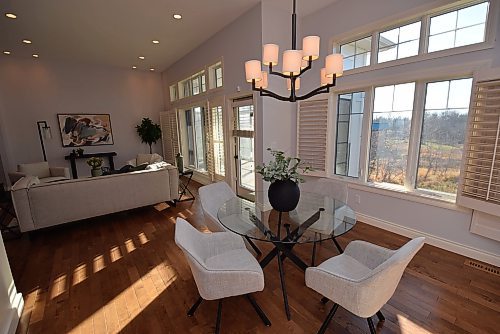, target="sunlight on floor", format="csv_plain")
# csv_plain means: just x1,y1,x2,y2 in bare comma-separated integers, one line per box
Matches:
397,314,434,333
50,274,67,299
137,232,149,245
93,254,106,273
72,263,88,286
109,246,122,262
125,238,136,253
69,263,177,334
